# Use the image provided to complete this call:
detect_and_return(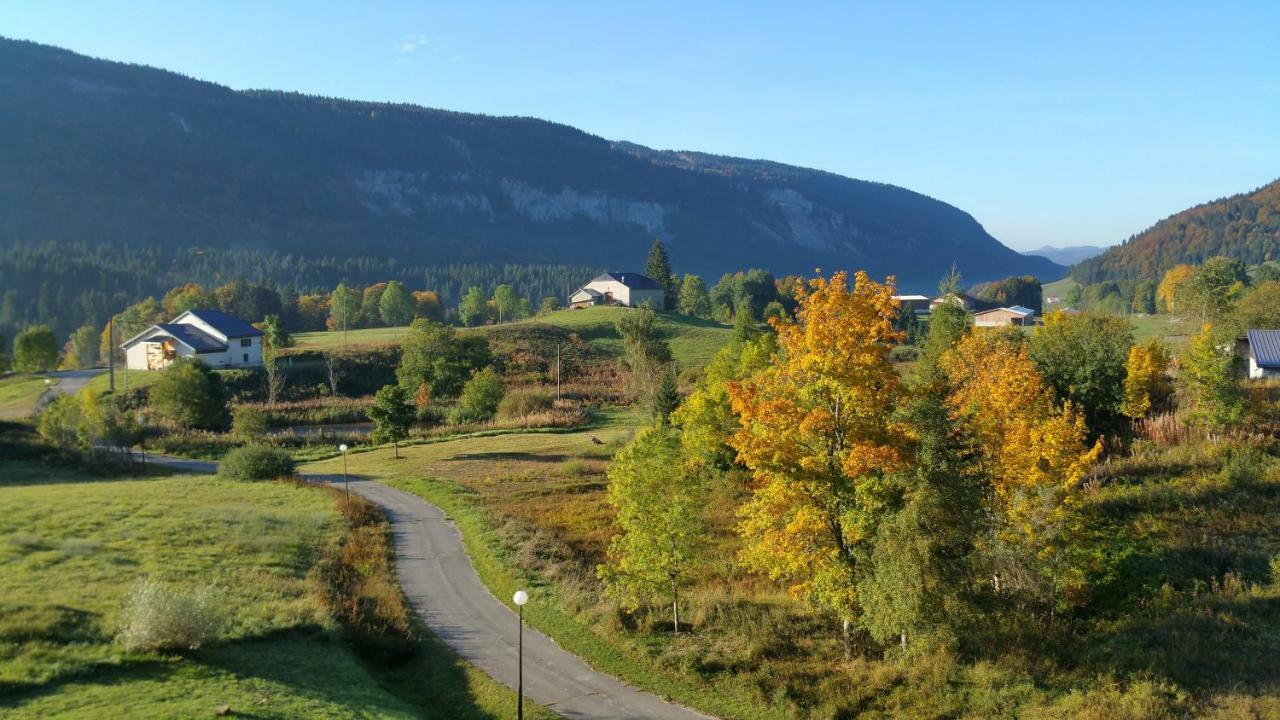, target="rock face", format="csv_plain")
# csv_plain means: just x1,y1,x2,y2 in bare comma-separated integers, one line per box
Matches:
0,37,1063,290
